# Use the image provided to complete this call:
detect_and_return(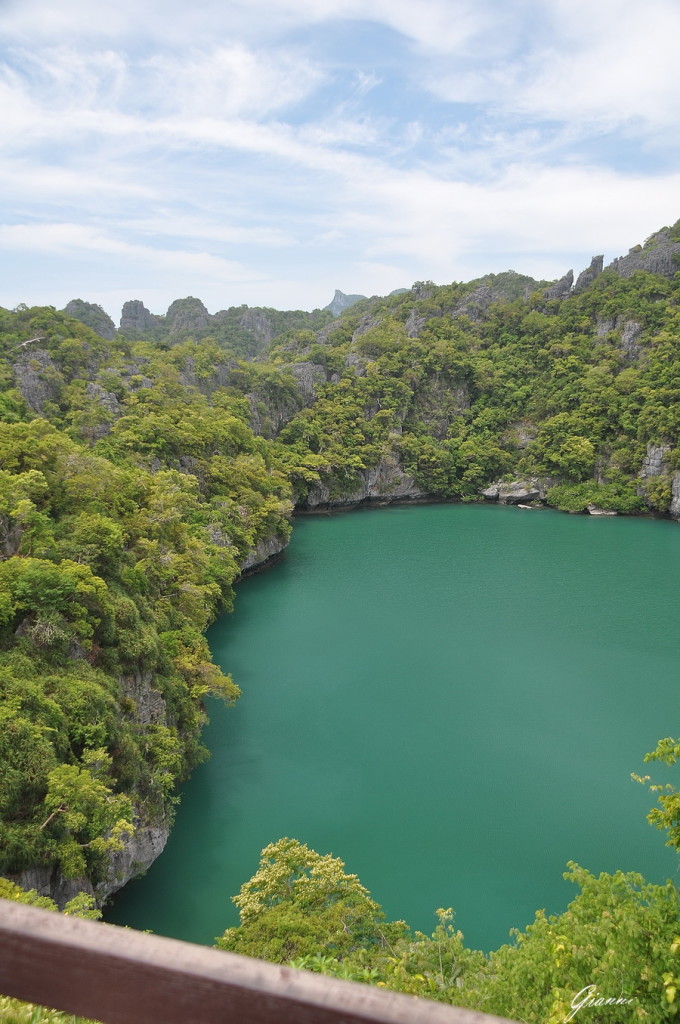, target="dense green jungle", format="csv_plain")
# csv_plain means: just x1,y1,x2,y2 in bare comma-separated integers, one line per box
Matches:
1,222,680,1023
